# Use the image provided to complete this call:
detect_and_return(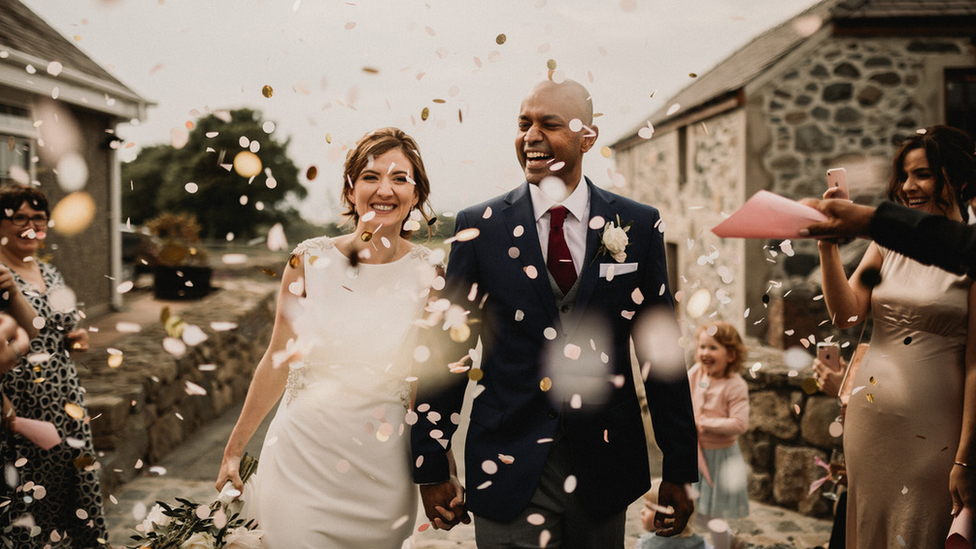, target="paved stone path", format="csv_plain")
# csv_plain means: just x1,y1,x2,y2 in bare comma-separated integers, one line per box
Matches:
102,400,832,549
